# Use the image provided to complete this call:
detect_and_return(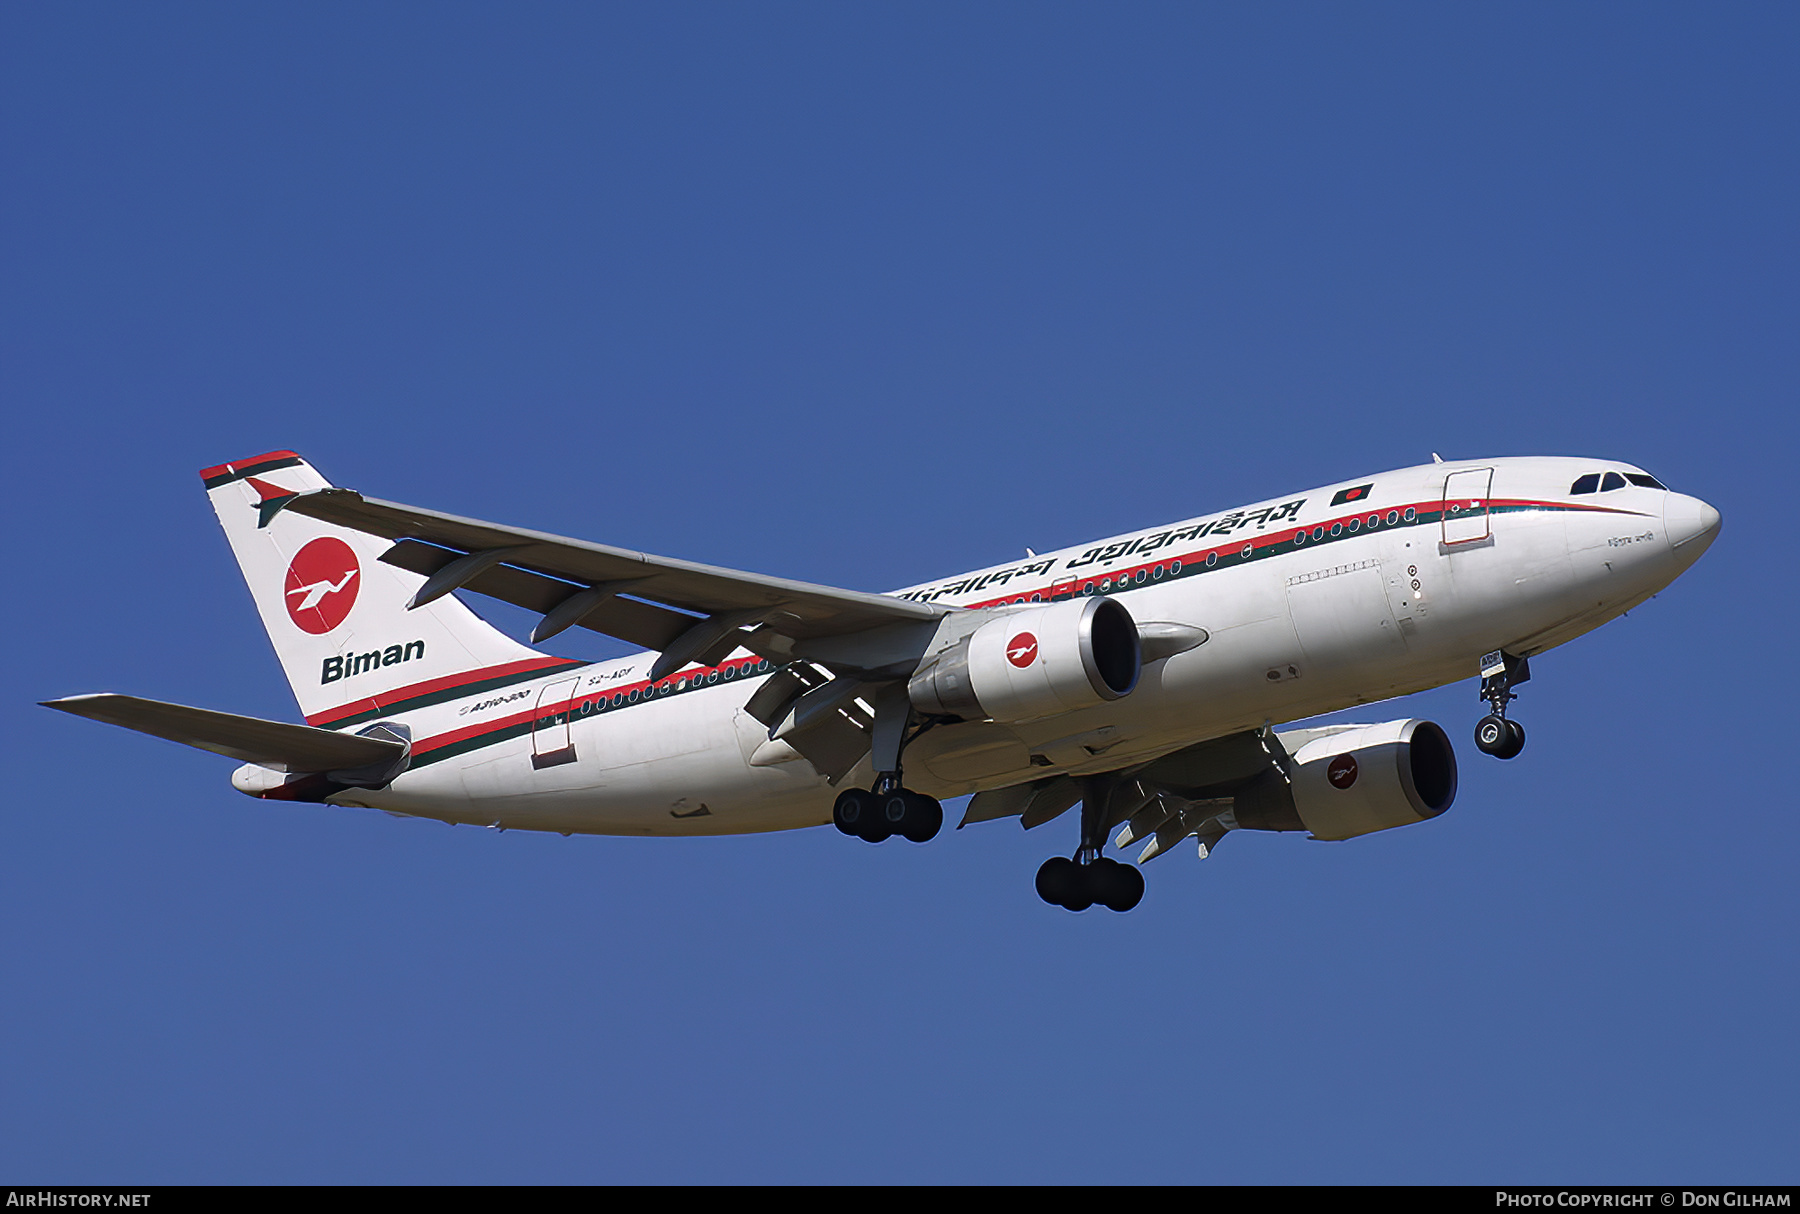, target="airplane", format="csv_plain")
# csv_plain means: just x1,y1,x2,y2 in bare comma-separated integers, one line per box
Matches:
42,450,1721,912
